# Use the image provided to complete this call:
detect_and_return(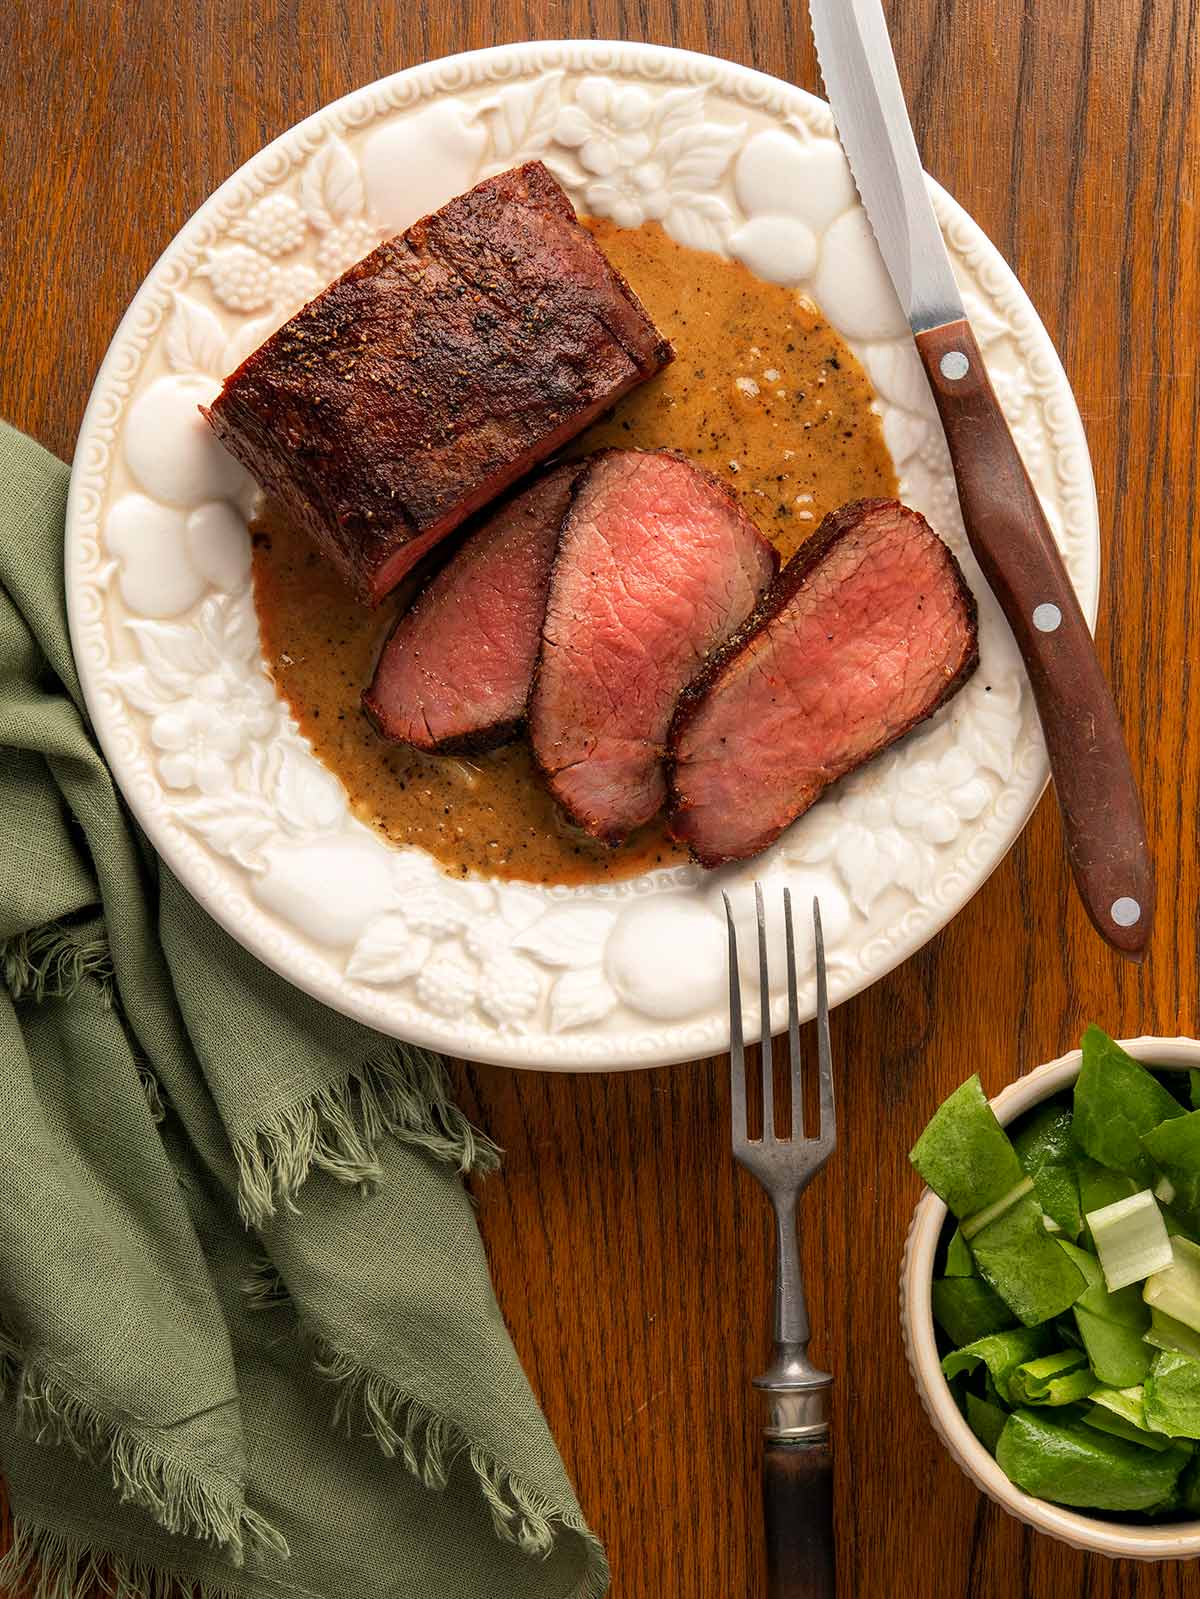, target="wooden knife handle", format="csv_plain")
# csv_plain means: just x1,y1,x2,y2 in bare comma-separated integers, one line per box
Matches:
763,1434,835,1598
914,318,1154,960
